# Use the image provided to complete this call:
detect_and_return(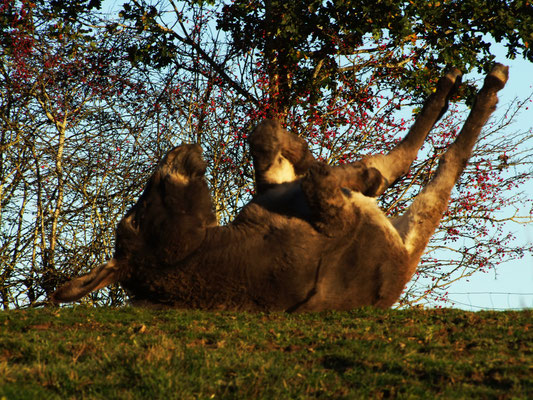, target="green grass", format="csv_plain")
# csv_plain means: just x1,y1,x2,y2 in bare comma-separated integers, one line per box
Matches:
0,306,531,399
